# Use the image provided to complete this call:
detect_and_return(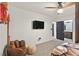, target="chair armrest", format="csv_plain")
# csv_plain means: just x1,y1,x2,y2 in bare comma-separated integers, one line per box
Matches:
7,48,25,56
